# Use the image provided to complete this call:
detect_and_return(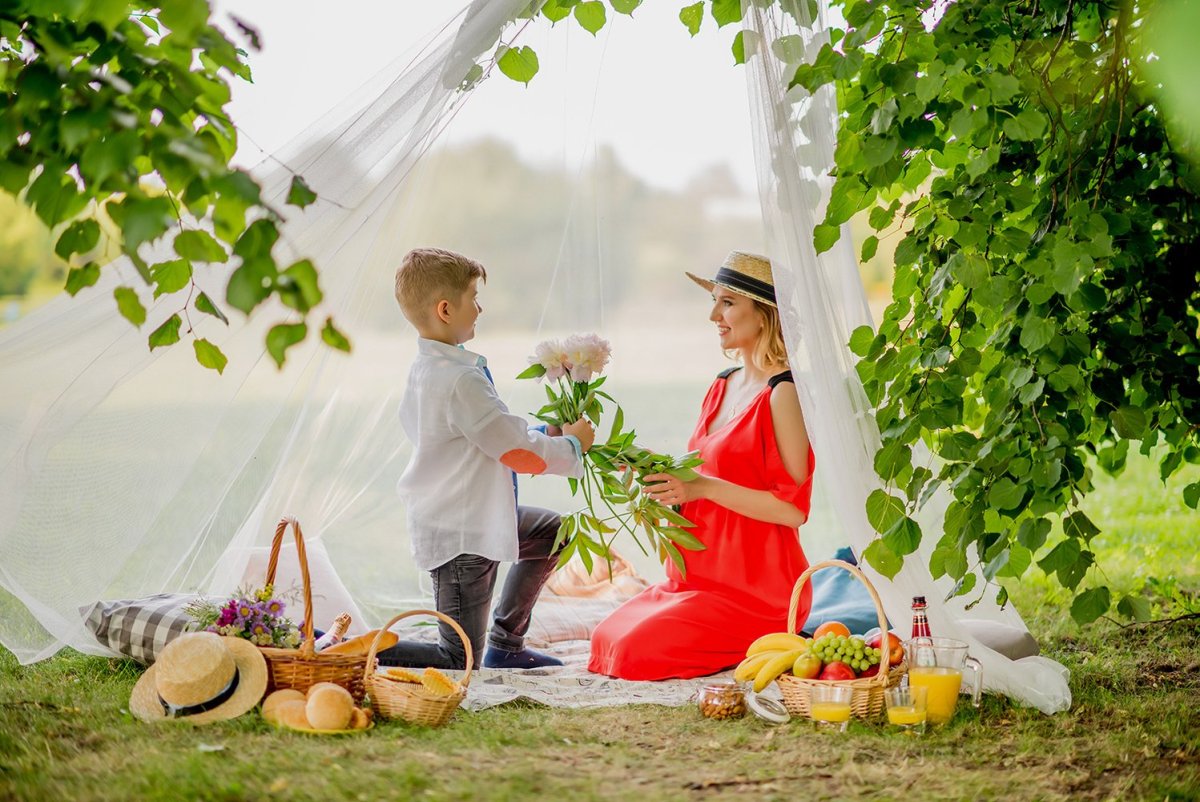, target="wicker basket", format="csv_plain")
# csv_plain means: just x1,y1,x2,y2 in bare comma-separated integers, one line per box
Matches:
256,516,368,702
363,610,472,727
776,559,906,719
